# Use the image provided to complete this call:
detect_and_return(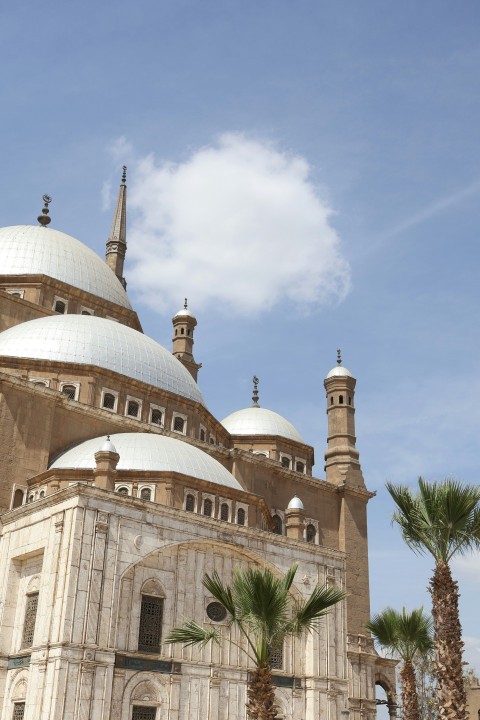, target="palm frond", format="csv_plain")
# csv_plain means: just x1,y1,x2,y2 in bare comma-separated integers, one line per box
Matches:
164,619,220,648
288,584,346,636
367,606,433,663
203,570,237,619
